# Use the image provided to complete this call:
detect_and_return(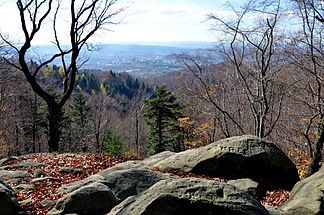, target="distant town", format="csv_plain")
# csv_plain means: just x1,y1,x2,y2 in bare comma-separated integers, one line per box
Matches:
30,42,214,77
